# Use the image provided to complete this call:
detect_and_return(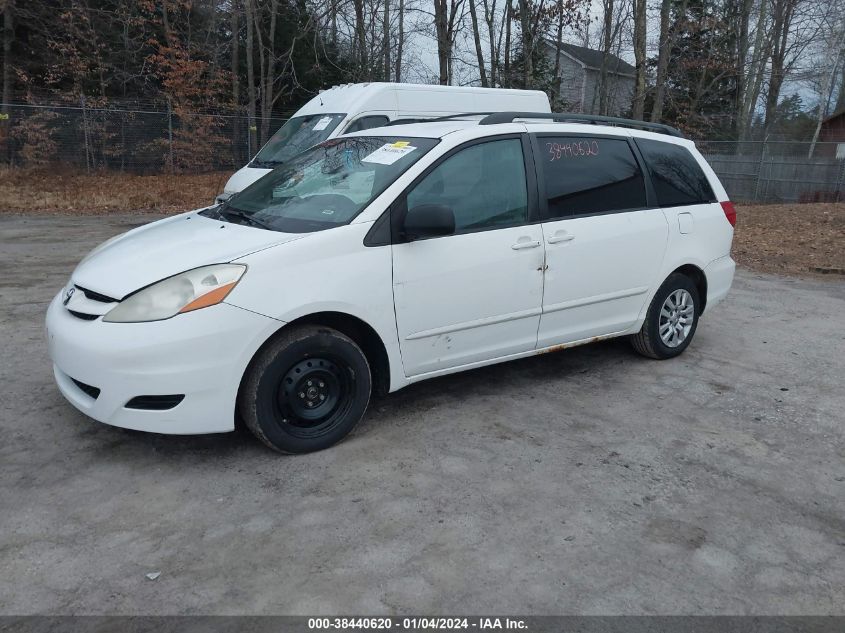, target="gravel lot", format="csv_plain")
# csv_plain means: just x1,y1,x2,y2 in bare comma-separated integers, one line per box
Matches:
1,213,844,615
